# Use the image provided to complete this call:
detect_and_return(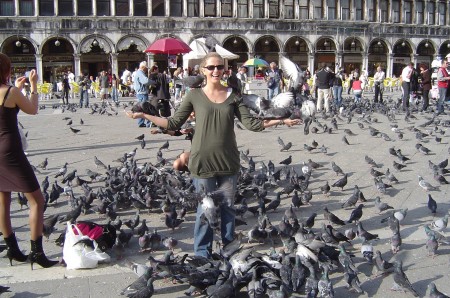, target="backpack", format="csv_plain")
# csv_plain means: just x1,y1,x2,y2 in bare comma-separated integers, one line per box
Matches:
73,221,117,252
